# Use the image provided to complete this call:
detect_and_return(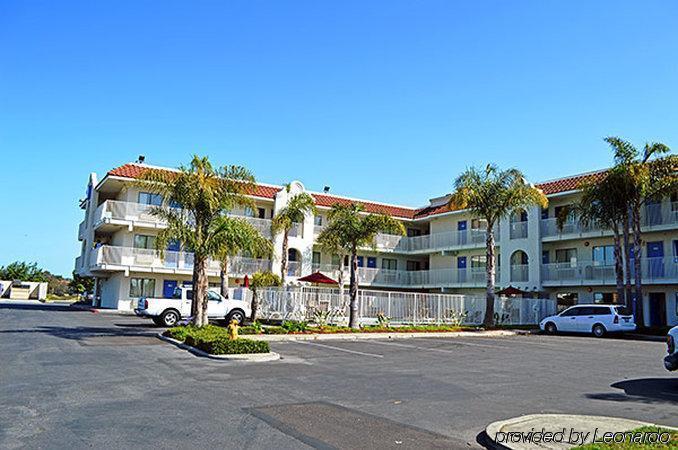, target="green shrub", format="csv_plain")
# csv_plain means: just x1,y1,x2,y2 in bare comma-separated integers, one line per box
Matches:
164,325,270,354
282,320,309,332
